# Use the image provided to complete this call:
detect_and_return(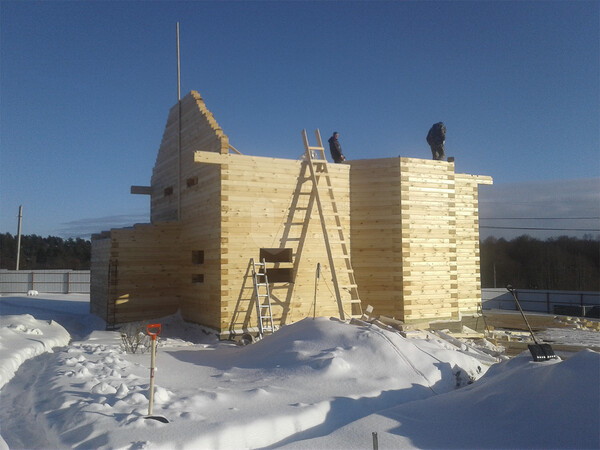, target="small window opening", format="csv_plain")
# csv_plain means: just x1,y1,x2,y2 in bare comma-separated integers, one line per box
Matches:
164,186,174,196
187,176,198,188
260,248,293,263
192,274,204,284
258,248,294,283
192,250,204,265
